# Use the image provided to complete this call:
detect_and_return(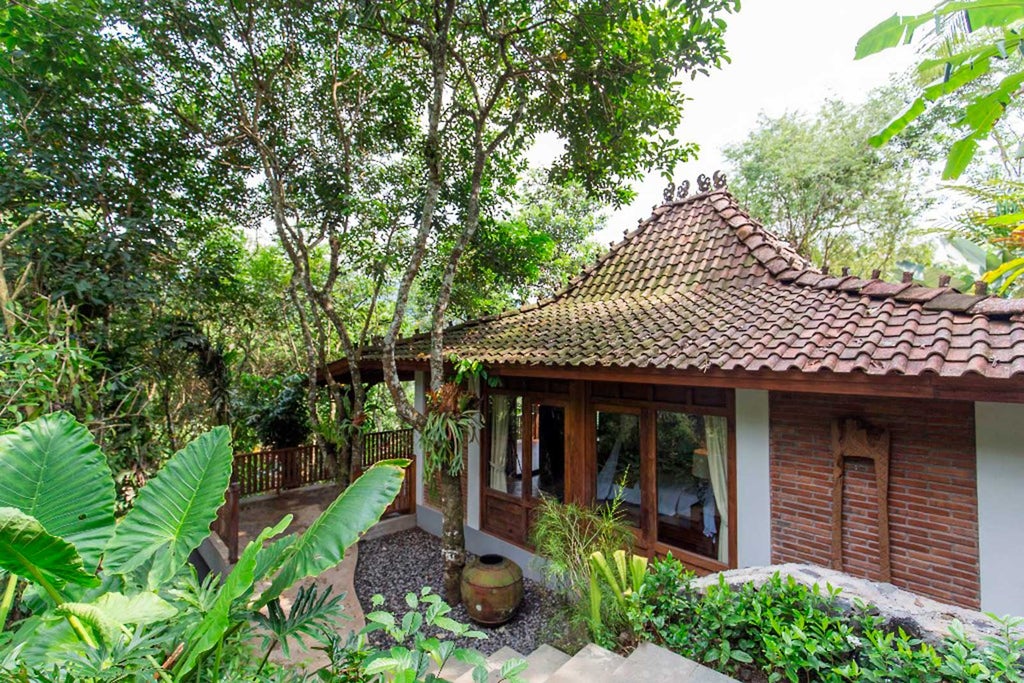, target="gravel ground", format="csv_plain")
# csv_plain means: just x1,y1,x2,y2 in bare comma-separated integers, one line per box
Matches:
355,528,559,656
